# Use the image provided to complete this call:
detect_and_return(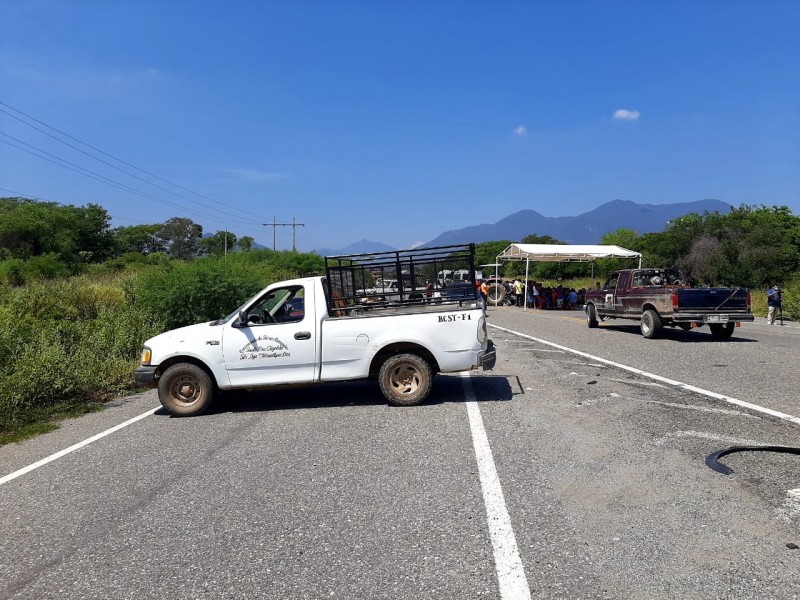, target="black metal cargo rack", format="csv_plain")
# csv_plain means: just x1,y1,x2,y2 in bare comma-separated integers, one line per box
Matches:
324,243,479,314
